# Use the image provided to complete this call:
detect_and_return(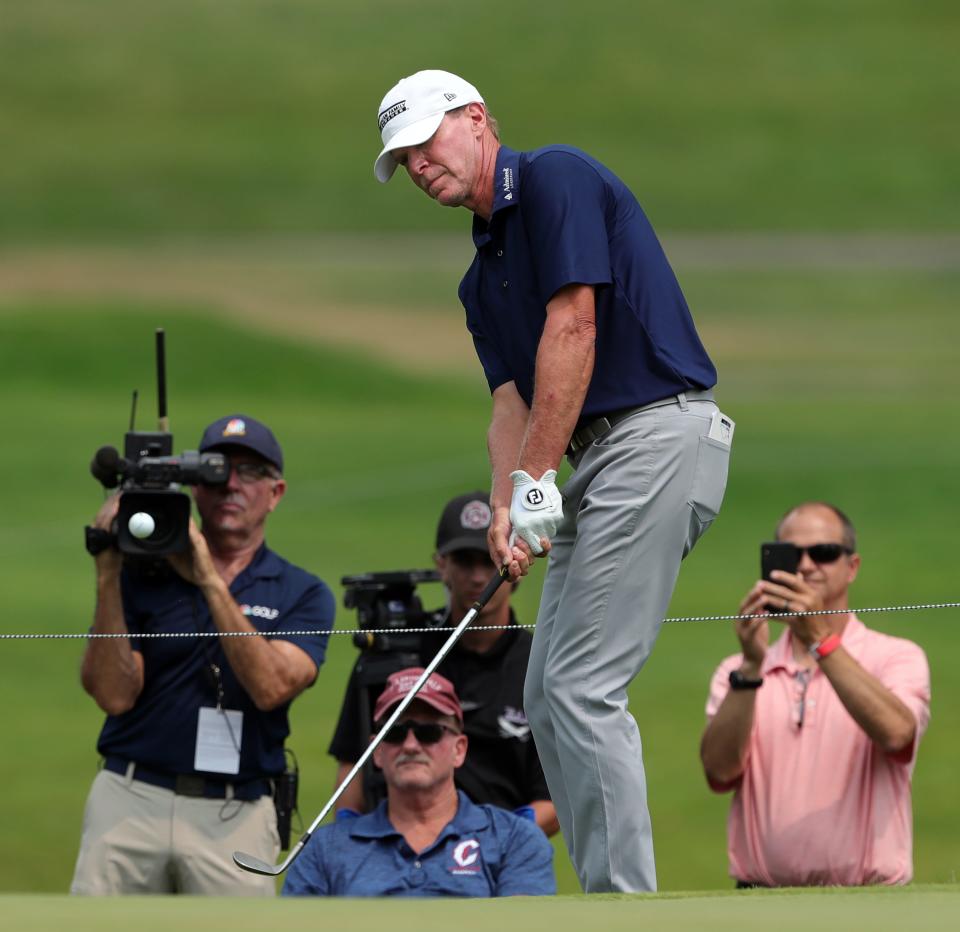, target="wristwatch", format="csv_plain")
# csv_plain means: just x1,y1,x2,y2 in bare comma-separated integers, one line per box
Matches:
729,669,764,690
